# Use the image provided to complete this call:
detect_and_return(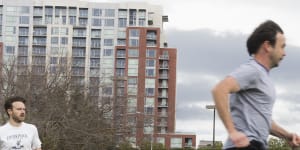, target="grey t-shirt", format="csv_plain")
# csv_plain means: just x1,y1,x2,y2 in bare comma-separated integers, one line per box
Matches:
224,59,276,149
